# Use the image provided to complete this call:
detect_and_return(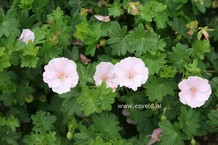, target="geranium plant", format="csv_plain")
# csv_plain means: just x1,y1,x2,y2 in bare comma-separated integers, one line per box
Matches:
0,0,218,145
